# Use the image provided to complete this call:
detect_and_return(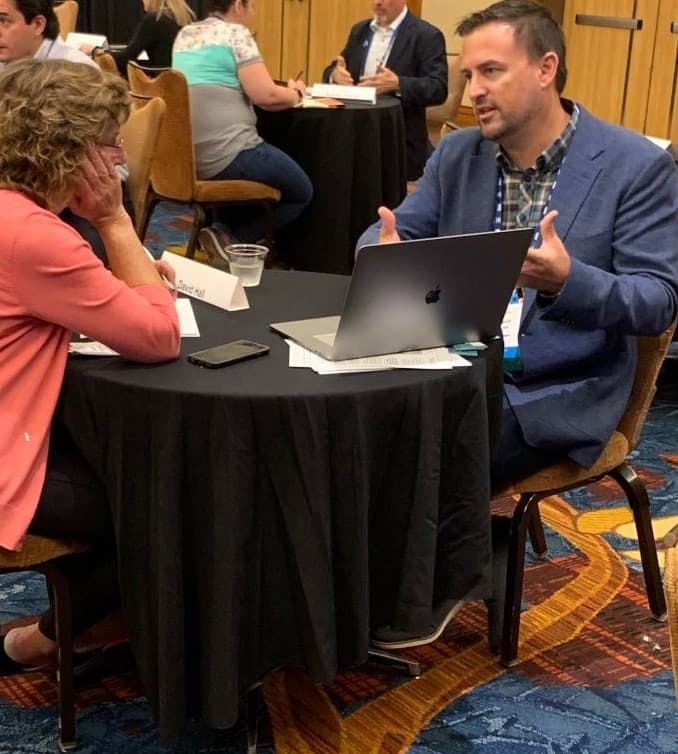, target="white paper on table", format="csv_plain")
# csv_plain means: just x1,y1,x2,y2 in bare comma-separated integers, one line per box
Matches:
64,32,108,48
69,341,119,356
176,298,200,336
70,299,201,356
286,341,471,374
309,83,376,104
